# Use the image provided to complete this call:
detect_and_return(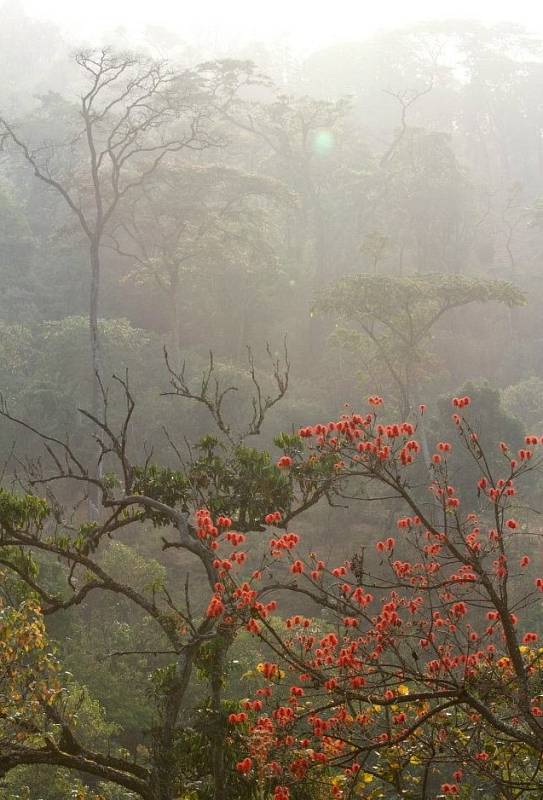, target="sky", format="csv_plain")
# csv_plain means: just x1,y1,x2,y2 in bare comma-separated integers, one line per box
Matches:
21,0,543,52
